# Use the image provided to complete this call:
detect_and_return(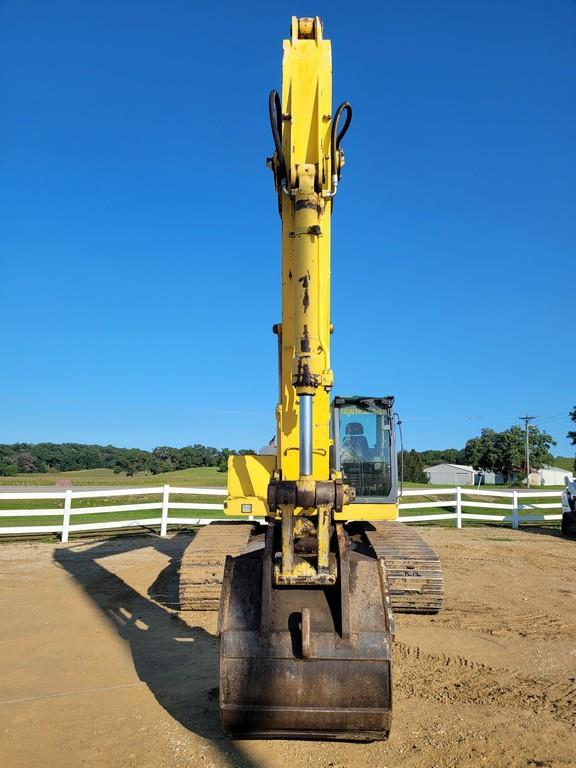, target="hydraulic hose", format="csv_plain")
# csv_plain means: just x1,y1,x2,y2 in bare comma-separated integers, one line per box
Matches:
394,413,404,499
268,90,287,187
330,101,352,182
